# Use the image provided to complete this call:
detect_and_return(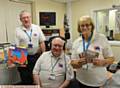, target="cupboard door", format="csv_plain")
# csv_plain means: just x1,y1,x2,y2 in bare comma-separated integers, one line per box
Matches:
0,0,32,43
6,0,32,43
0,0,7,42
